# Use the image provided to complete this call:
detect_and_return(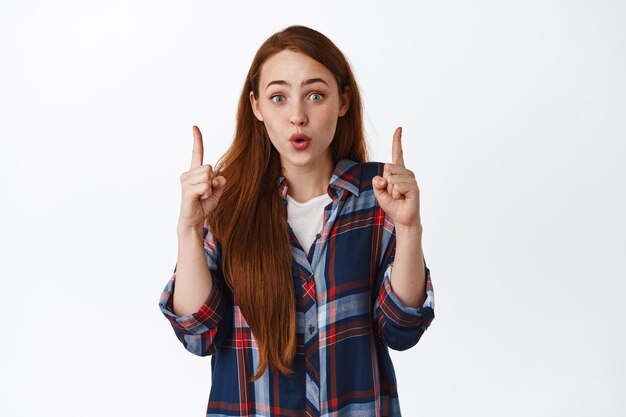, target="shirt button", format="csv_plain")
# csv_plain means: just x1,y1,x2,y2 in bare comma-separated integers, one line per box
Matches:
308,324,315,334
315,233,321,239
